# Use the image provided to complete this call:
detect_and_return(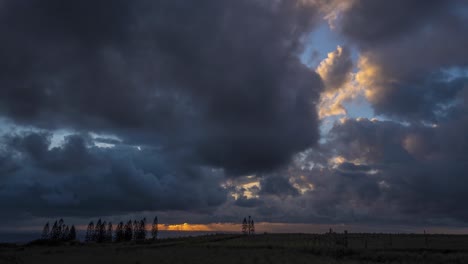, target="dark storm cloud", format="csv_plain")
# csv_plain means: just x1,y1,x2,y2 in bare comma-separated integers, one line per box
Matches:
314,113,468,223
0,0,323,175
7,132,98,173
328,118,412,164
339,0,446,46
337,0,468,122
230,1,468,226
0,132,227,219
260,174,299,197
2,0,467,229
244,81,468,225
234,196,264,208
